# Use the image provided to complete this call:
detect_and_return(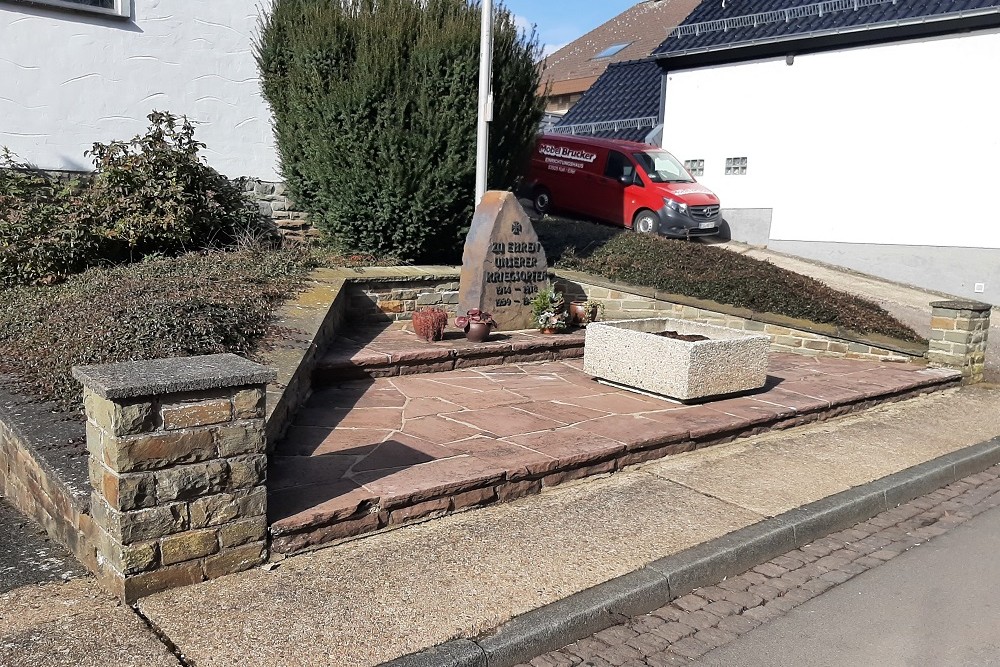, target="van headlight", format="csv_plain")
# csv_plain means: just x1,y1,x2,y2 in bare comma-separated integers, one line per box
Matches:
663,197,688,214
